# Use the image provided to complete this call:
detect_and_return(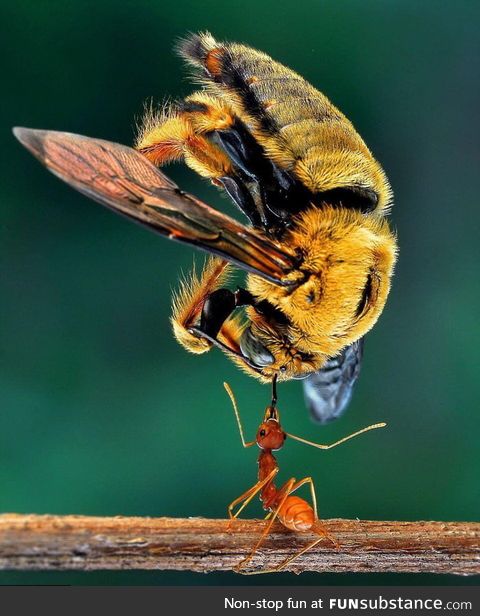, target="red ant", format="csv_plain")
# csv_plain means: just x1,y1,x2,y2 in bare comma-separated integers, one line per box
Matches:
224,377,386,574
